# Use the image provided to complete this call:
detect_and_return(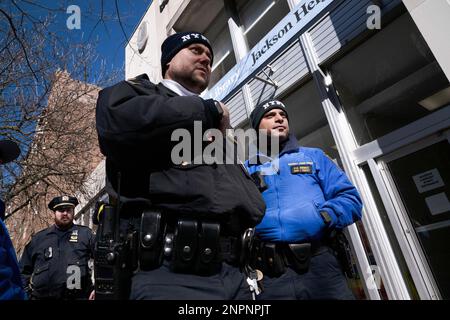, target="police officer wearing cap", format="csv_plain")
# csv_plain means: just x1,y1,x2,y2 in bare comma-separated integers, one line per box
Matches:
0,139,27,300
96,31,265,299
245,99,362,299
20,196,95,299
